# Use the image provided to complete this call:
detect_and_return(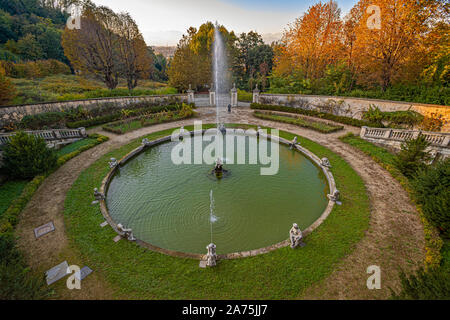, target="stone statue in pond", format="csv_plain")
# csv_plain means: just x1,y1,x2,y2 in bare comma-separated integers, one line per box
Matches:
321,158,331,168
206,243,217,267
92,188,105,204
109,158,118,169
142,138,150,146
328,189,340,202
290,137,299,149
290,223,304,249
117,224,136,241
